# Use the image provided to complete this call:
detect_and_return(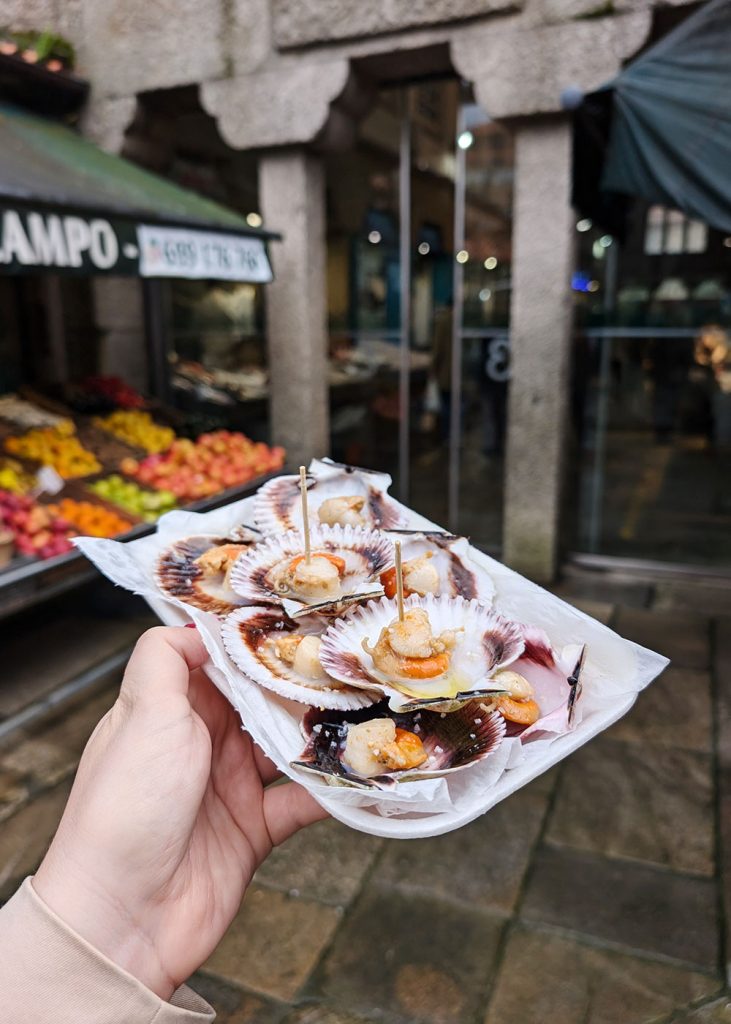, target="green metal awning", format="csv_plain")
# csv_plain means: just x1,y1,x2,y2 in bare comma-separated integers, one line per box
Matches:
573,0,731,237
0,102,276,280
